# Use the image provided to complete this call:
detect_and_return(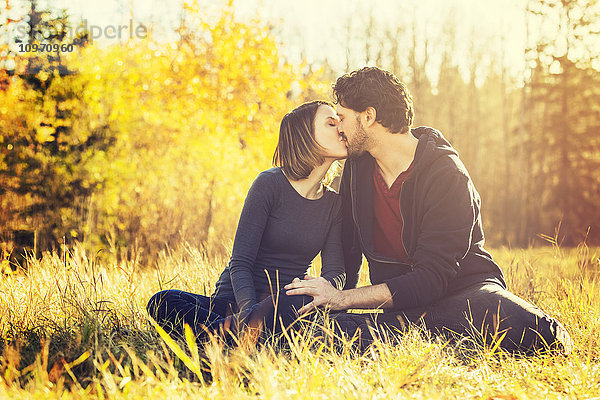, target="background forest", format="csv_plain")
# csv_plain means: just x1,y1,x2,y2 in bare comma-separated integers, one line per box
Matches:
1,0,599,266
